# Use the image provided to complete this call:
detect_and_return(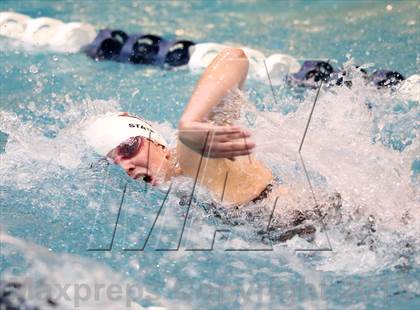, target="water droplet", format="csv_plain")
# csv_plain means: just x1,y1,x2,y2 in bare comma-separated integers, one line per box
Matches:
386,4,392,11
4,64,12,73
29,65,38,74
